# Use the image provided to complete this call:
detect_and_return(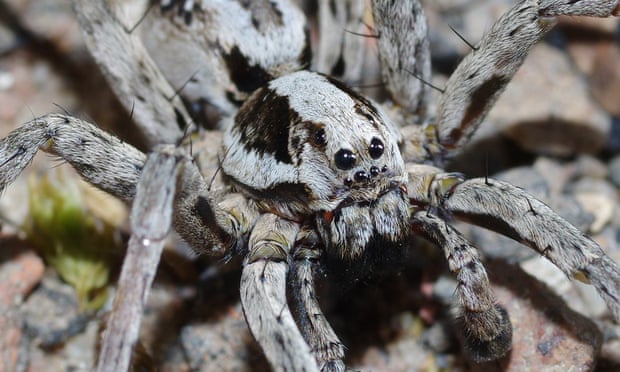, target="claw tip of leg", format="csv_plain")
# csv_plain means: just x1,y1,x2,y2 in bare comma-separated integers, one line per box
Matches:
463,305,513,363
